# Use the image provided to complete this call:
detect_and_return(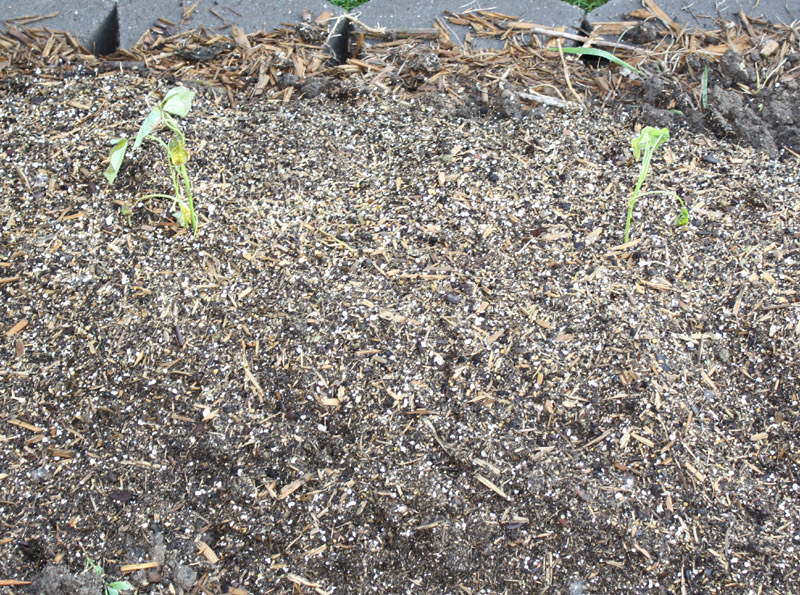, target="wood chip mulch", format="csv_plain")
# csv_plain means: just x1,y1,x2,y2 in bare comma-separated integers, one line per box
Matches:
2,5,797,112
